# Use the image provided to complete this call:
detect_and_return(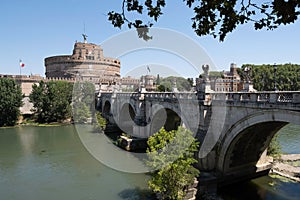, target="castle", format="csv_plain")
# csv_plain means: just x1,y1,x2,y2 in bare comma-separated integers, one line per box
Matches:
45,35,123,90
